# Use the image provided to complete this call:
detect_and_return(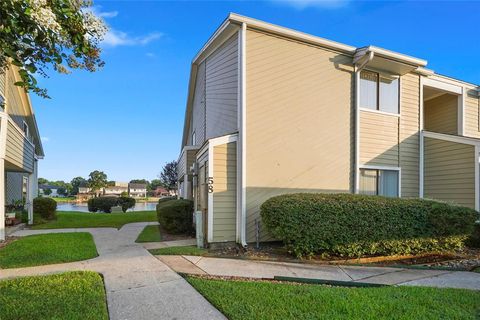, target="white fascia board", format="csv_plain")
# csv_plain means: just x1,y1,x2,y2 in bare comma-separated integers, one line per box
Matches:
229,13,356,55
423,78,463,95
365,46,427,67
423,130,480,146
